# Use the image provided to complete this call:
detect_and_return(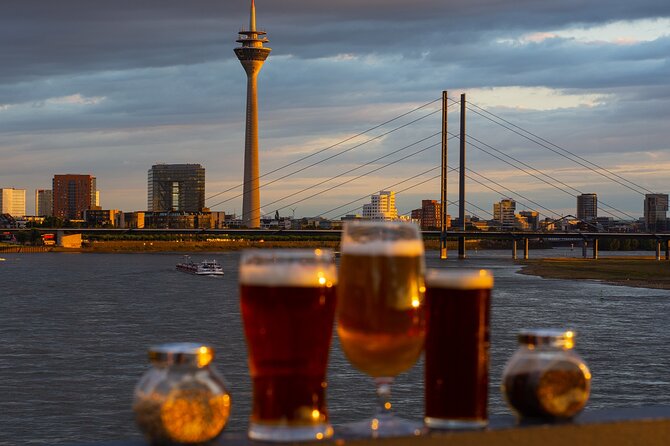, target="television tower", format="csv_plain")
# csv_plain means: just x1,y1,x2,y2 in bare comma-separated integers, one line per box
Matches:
234,0,271,228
